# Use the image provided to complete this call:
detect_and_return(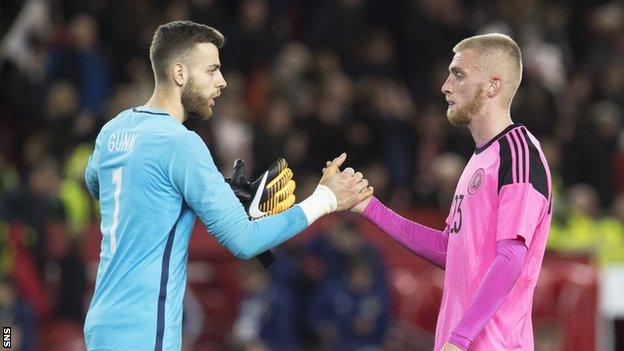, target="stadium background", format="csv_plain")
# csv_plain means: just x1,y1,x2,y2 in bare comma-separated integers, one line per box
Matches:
1,0,624,350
